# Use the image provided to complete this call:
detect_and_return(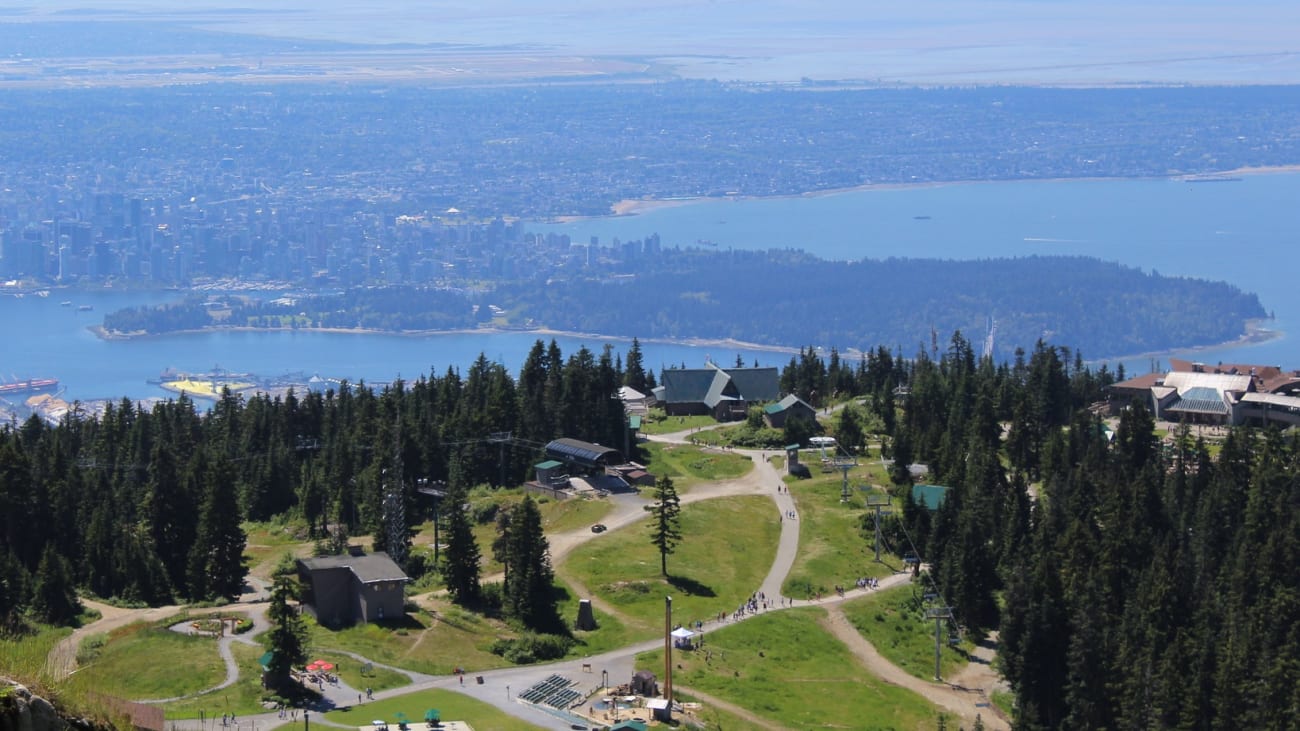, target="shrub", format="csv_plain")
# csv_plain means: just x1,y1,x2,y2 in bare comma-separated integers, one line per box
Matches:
472,501,500,525
489,632,574,664
77,633,107,664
